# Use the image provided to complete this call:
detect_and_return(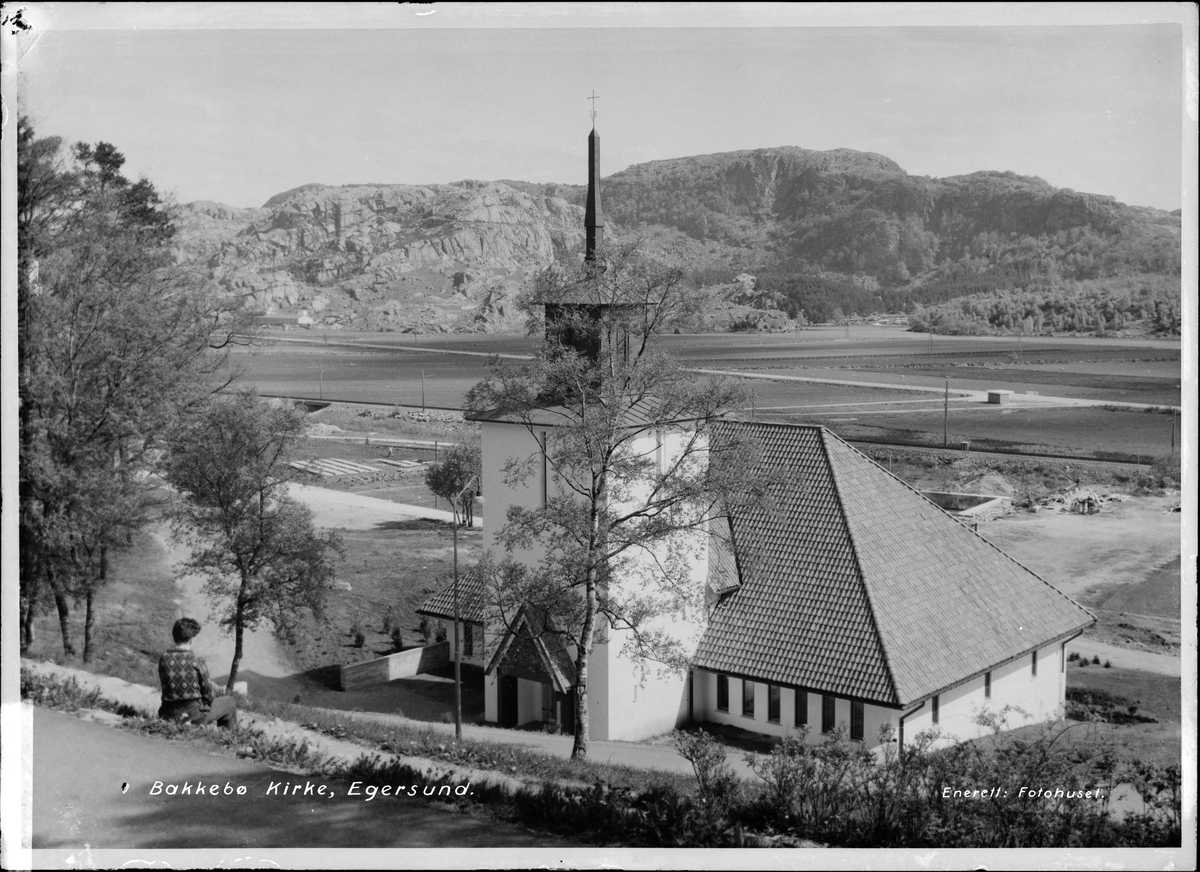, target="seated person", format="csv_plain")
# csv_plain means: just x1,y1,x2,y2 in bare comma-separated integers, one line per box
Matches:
158,617,237,729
